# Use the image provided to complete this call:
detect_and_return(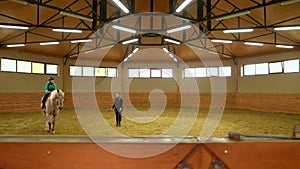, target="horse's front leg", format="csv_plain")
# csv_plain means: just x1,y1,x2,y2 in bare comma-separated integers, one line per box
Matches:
44,111,50,131
51,115,56,134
